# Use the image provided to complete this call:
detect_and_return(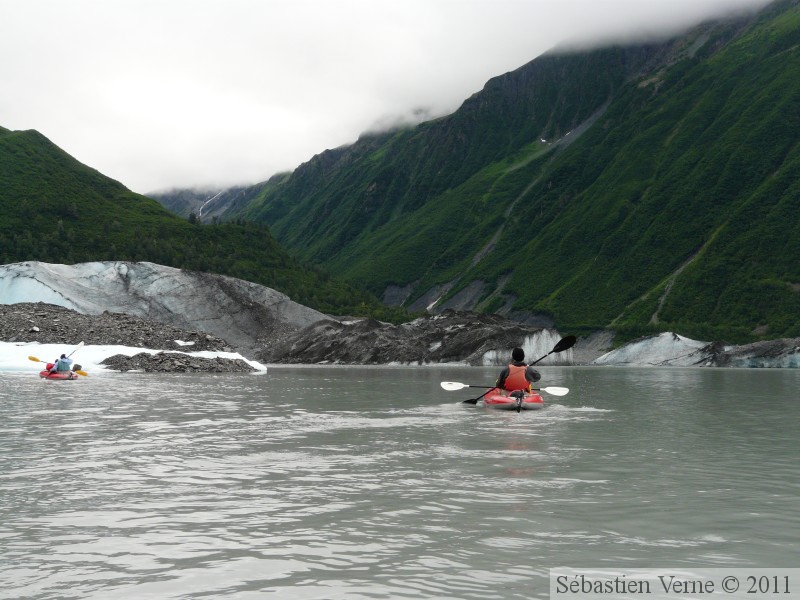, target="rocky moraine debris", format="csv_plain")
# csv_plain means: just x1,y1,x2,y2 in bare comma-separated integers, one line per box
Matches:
0,302,231,350
101,352,257,373
1,302,255,373
257,309,553,365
